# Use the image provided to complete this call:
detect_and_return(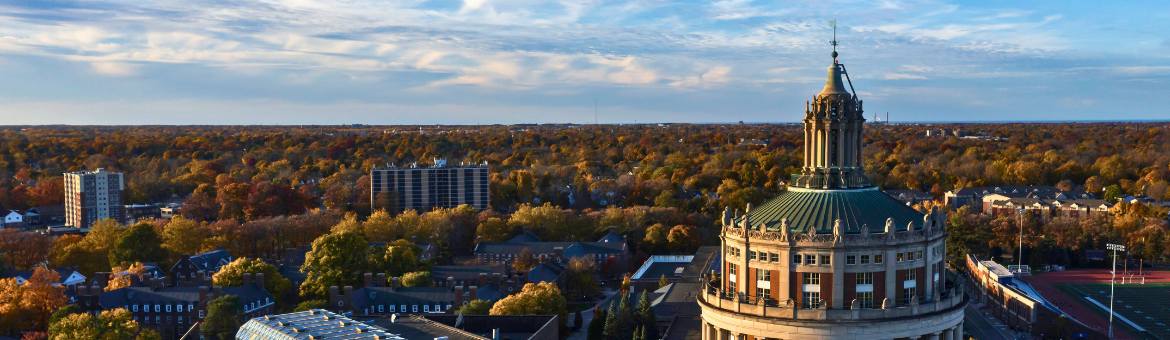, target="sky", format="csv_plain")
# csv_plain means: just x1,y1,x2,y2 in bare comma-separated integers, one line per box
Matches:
0,0,1168,125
